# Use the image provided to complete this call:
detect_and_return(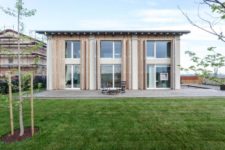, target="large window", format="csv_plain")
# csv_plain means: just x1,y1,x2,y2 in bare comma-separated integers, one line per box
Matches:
156,65,170,88
65,64,80,89
147,65,170,89
101,64,121,88
65,41,80,58
156,42,171,58
100,41,122,59
146,41,171,58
